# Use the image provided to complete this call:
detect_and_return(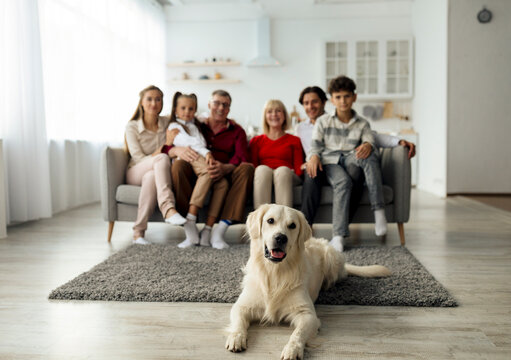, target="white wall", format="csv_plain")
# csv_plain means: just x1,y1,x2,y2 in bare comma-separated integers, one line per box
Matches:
164,1,413,128
446,0,511,193
0,140,6,238
412,0,448,197
165,0,511,196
